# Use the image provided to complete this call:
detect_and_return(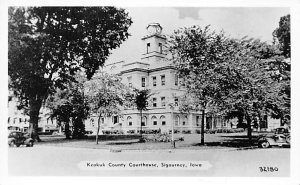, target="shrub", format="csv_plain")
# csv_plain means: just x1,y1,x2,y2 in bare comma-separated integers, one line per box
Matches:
102,130,124,135
182,130,192,134
214,128,245,133
143,133,171,142
127,130,135,134
140,129,161,134
195,129,201,134
168,129,180,134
